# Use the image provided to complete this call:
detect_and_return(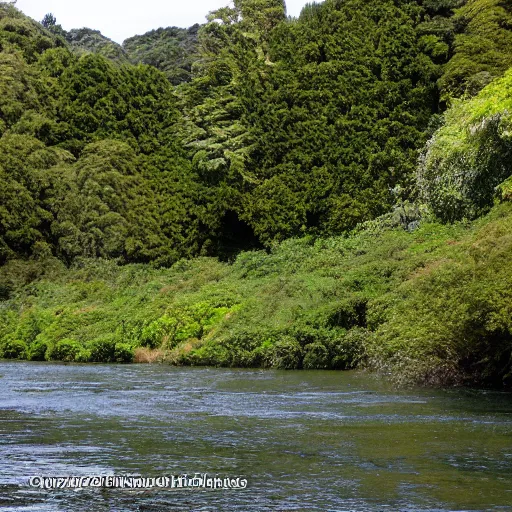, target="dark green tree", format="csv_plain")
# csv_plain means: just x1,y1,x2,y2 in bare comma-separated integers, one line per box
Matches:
41,13,56,29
